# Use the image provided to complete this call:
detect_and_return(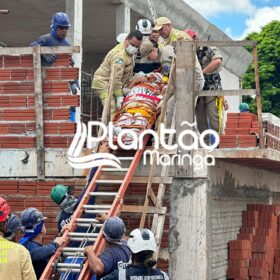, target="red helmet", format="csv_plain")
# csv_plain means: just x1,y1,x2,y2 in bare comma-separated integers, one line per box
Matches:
0,197,10,223
185,29,197,39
